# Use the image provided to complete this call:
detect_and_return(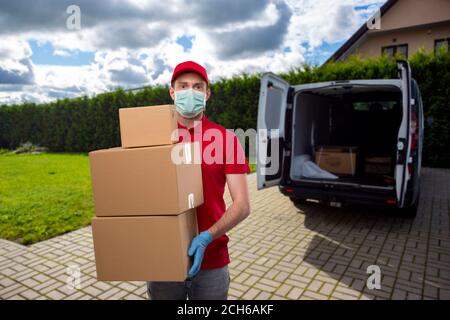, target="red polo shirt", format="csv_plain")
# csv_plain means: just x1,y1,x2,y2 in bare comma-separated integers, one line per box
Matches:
177,114,250,270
